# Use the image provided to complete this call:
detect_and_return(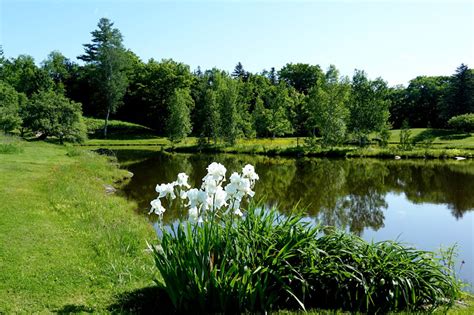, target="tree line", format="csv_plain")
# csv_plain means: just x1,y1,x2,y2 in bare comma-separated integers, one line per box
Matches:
1,18,473,145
